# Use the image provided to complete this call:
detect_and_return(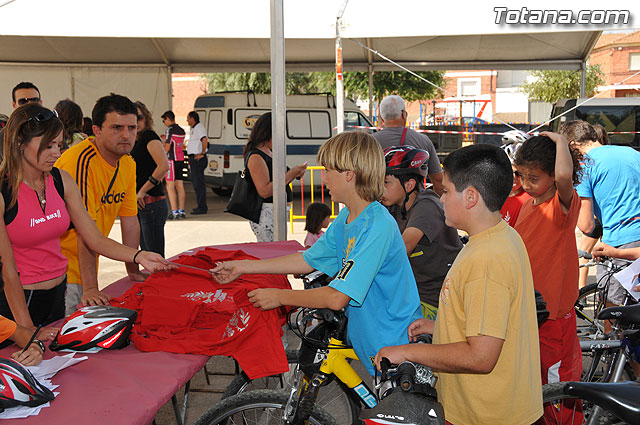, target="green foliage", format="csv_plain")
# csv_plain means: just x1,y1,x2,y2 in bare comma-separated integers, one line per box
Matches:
203,72,327,95
519,65,605,104
201,70,446,102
